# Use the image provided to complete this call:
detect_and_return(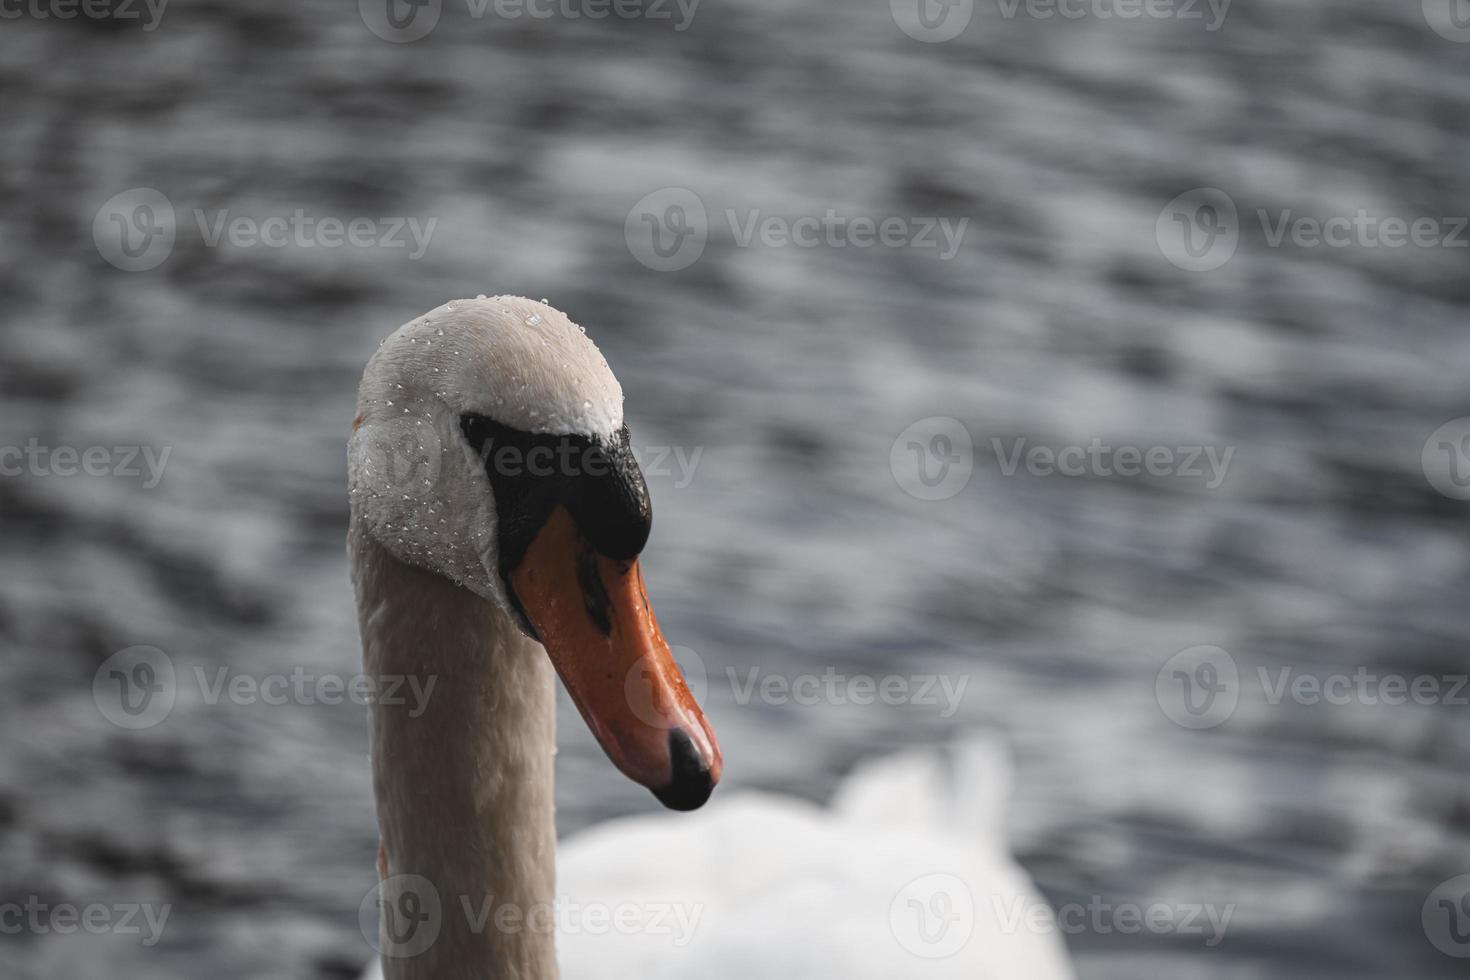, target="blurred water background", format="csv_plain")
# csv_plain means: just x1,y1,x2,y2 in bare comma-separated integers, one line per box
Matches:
1,0,1469,977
